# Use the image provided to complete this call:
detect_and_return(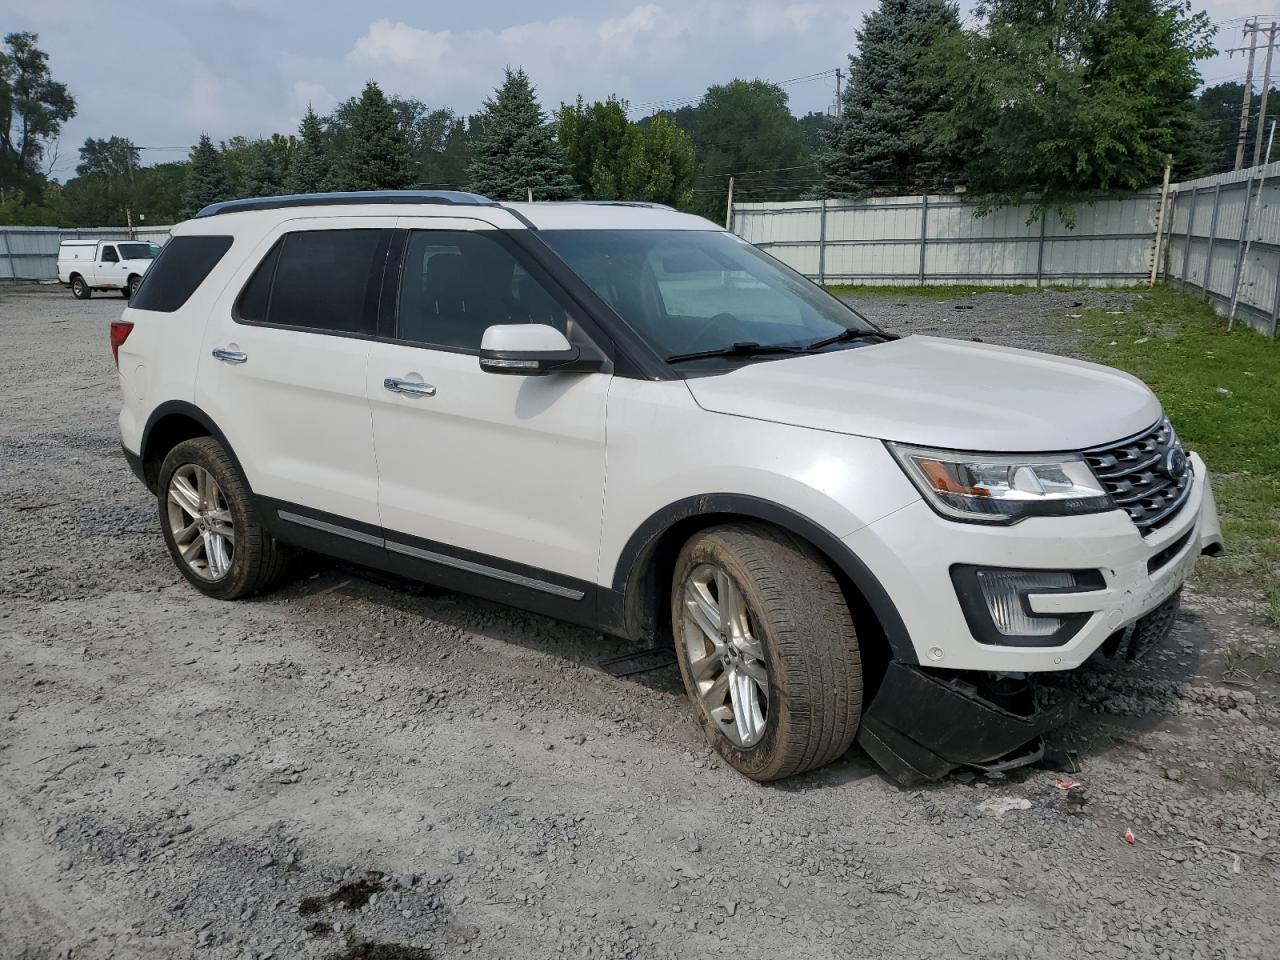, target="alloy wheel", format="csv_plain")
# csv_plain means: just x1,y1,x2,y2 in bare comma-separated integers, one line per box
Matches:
679,562,769,747
166,464,236,580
